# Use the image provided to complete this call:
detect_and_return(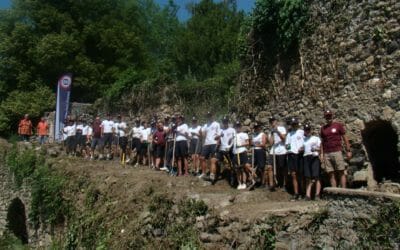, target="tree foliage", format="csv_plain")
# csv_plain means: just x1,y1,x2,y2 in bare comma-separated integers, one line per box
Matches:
242,0,309,67
0,0,246,135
